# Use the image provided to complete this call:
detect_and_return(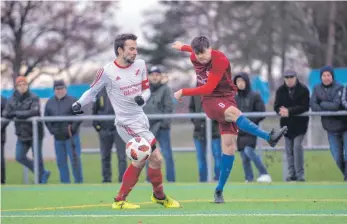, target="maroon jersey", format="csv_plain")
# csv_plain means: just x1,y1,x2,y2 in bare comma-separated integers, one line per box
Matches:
191,50,237,97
